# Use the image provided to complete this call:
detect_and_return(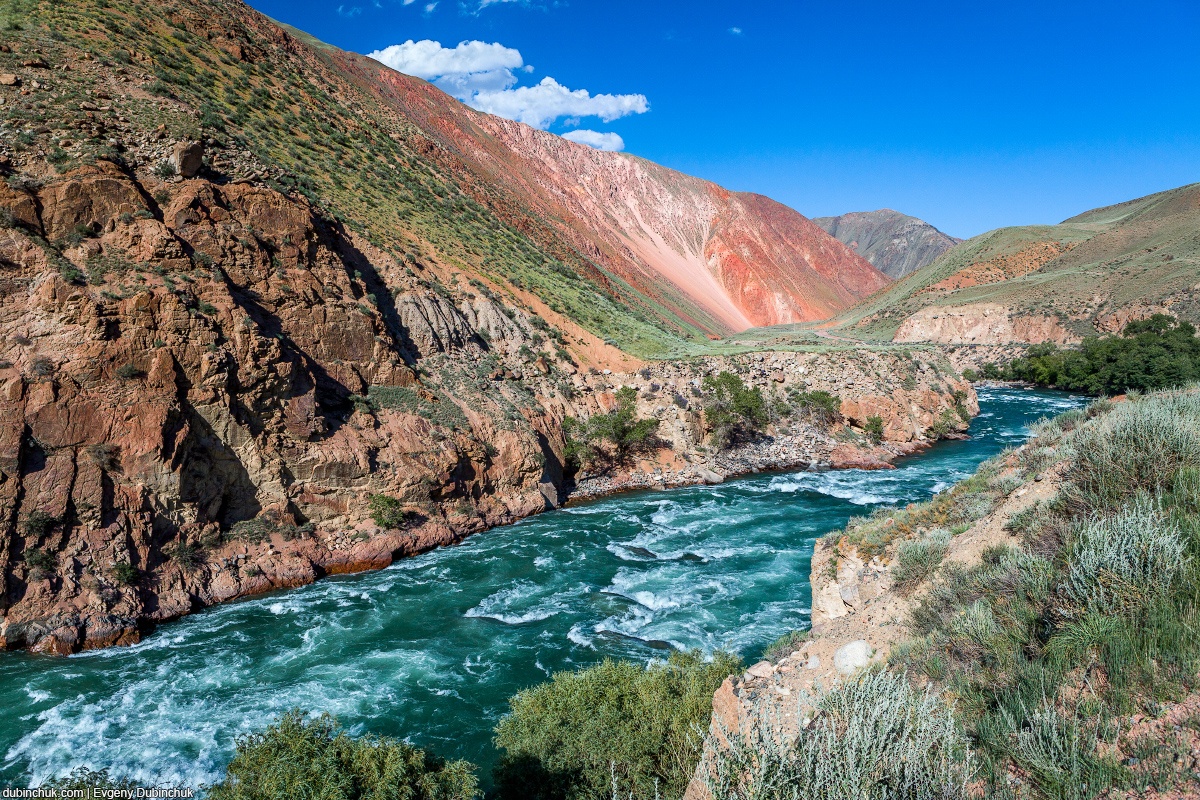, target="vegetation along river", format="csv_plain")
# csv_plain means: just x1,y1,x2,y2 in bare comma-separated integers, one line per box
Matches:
0,387,1085,787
